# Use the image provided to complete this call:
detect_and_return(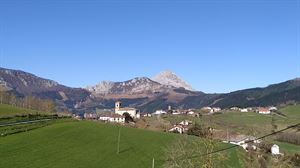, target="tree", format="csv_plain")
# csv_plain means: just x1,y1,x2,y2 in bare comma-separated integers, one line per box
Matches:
123,112,134,123
187,124,211,138
163,136,226,168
